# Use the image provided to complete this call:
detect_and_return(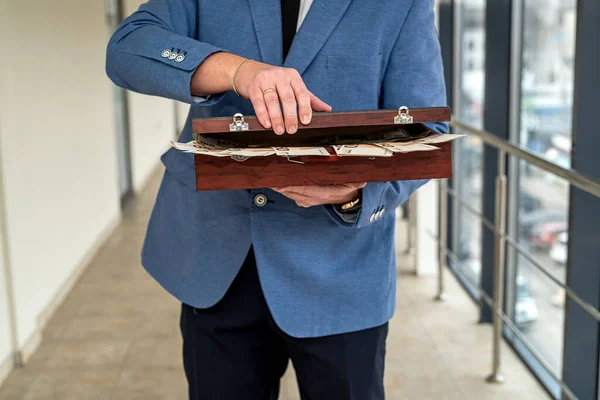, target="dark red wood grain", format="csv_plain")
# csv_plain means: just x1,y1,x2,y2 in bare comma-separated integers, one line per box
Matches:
194,142,452,191
192,107,451,135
